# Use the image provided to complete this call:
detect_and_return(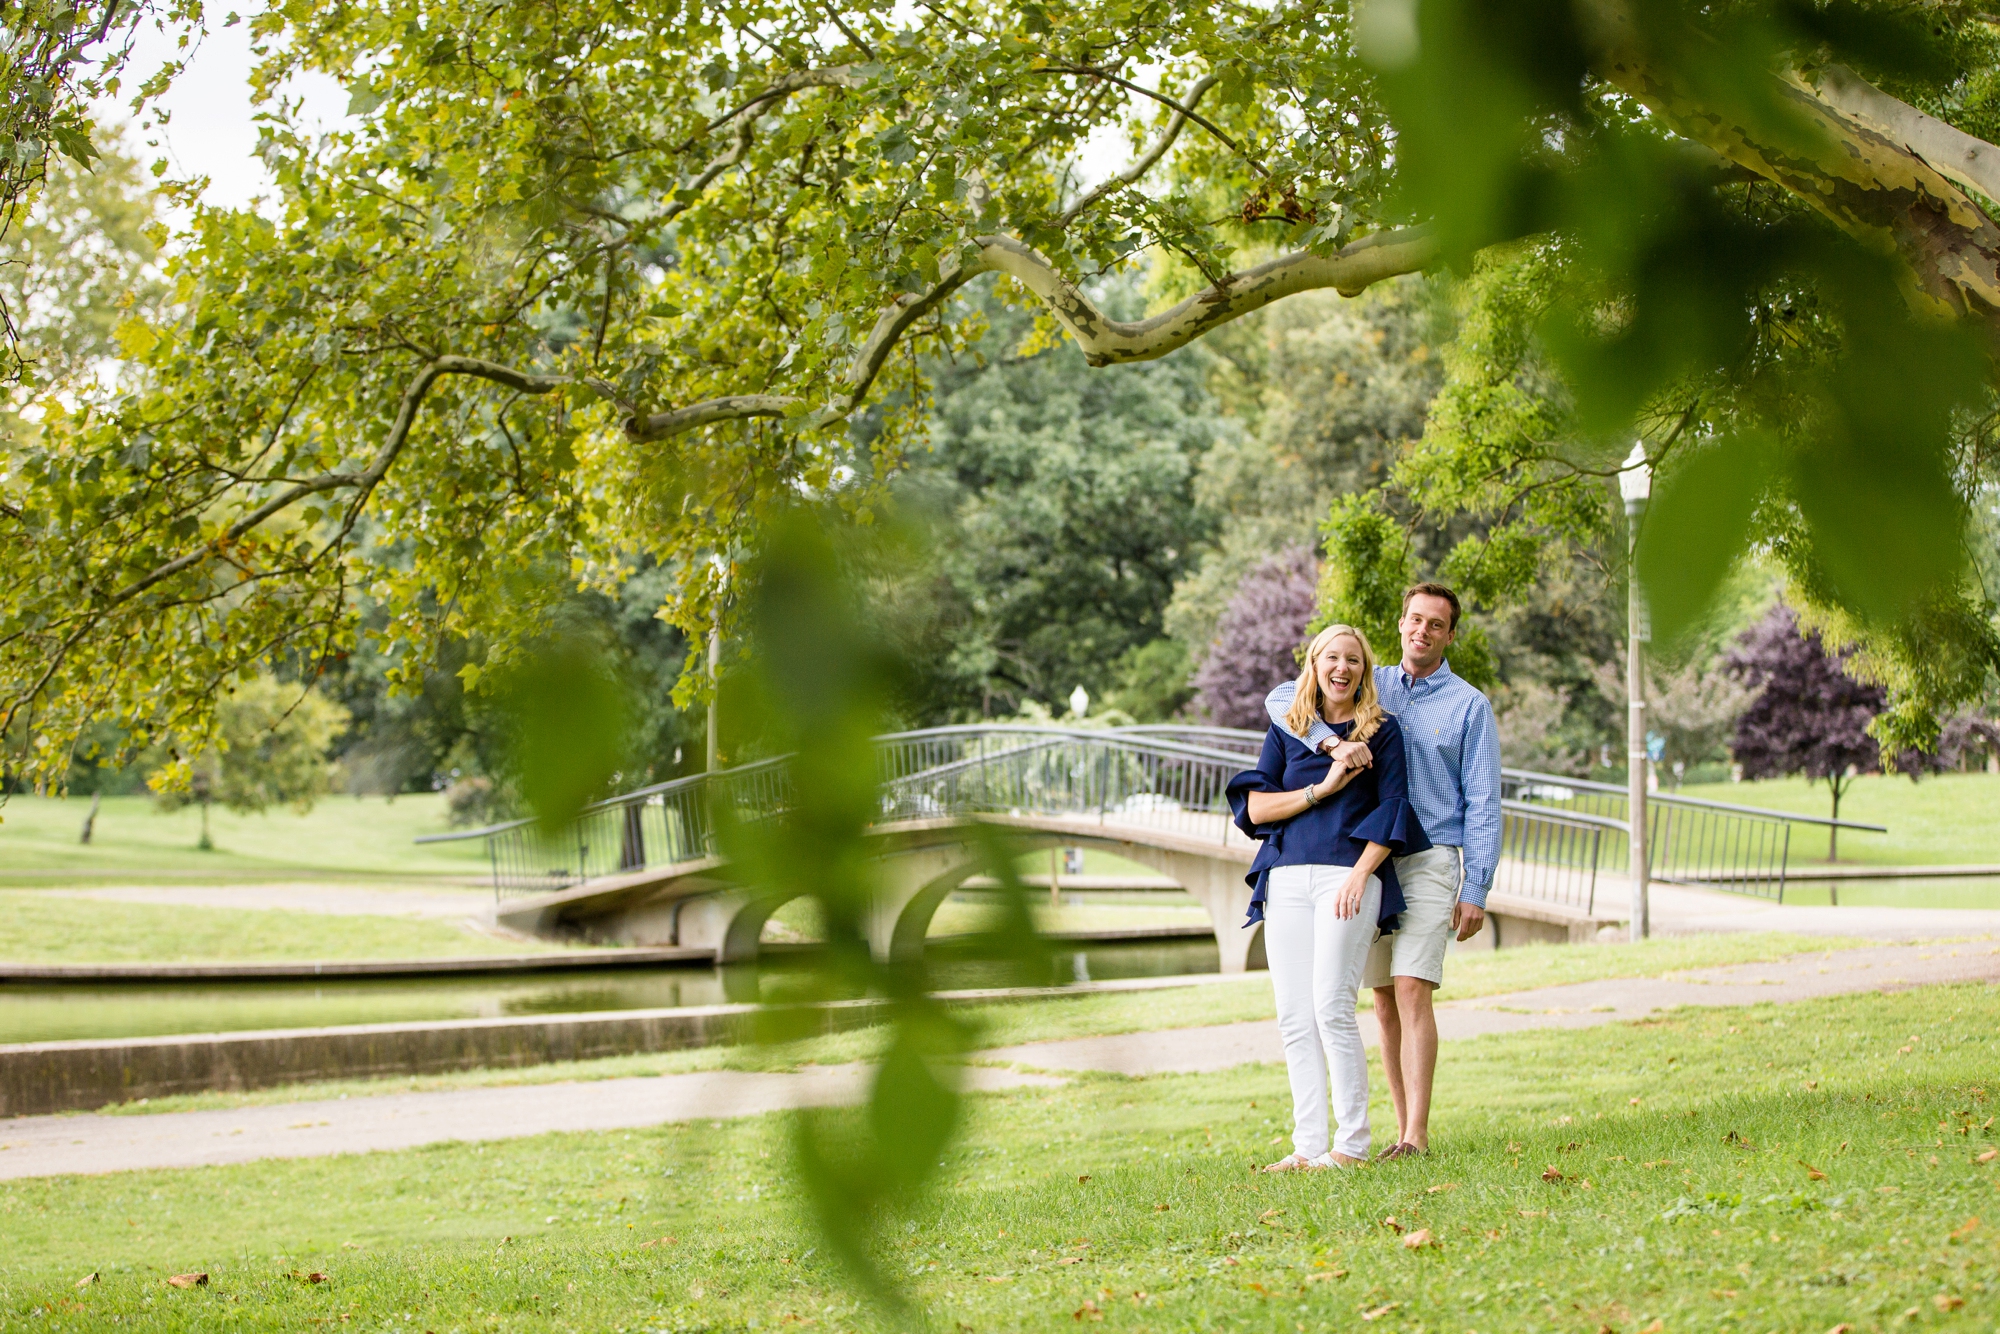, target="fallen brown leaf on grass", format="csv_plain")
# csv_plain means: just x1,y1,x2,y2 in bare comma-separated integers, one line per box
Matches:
1221,1256,1241,1267
1305,1270,1348,1283
75,1273,97,1289
1360,1302,1401,1321
1380,1216,1404,1234
1542,1166,1565,1183
1935,1295,1966,1312
1426,1182,1458,1194
639,1236,677,1248
1977,1149,1997,1164
1800,1161,1827,1180
1259,1208,1285,1221
165,1273,208,1289
1077,1174,1091,1184
1949,1218,1980,1242
1401,1228,1436,1250
985,1275,1011,1284
1154,1203,1170,1212
1635,1321,1663,1334
1825,1324,1854,1334
1057,1257,1082,1266
1073,1299,1103,1321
